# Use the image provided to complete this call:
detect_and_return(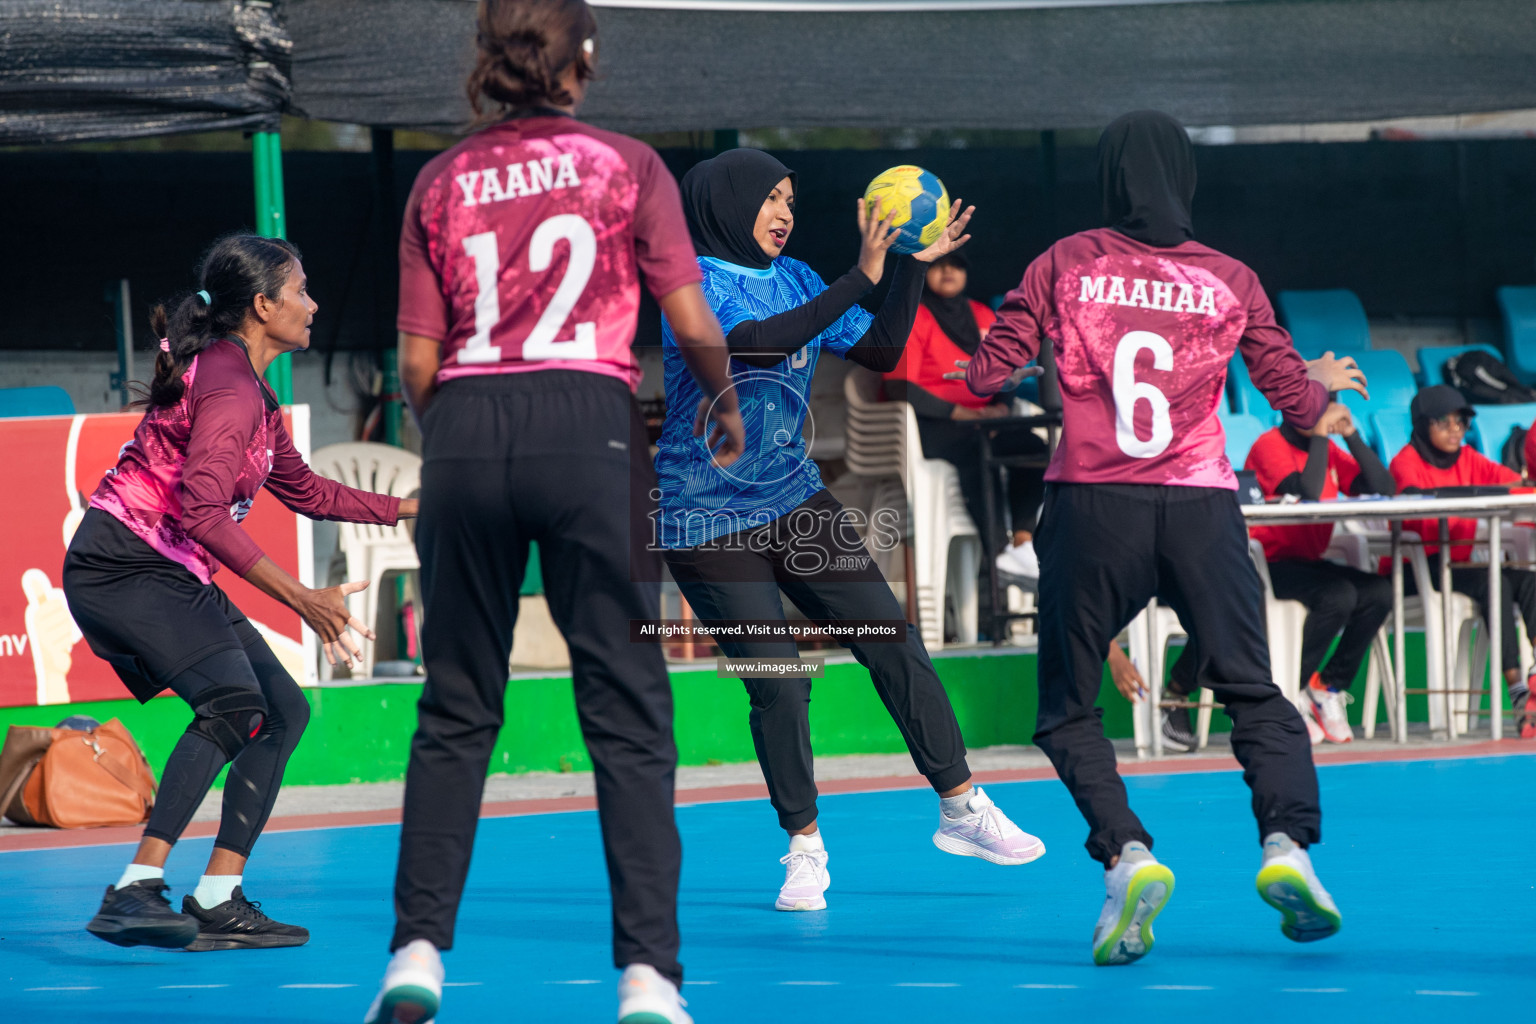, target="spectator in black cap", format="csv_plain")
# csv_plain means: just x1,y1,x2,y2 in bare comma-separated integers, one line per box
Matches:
1390,384,1536,736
